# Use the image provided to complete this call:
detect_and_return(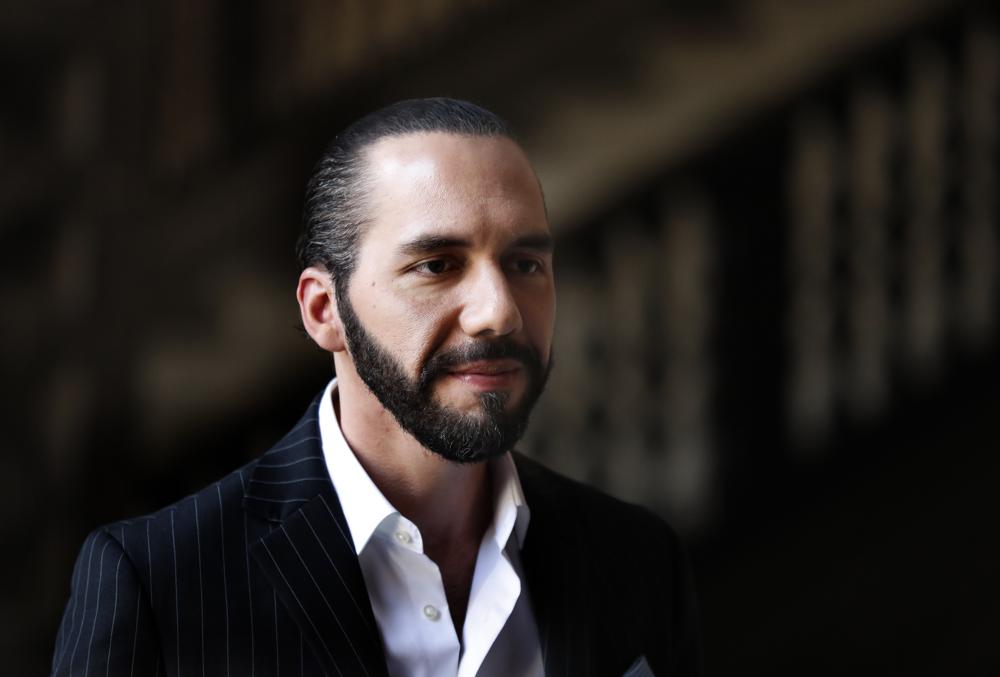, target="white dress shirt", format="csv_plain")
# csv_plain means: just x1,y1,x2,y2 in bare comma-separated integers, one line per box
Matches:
318,379,544,677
